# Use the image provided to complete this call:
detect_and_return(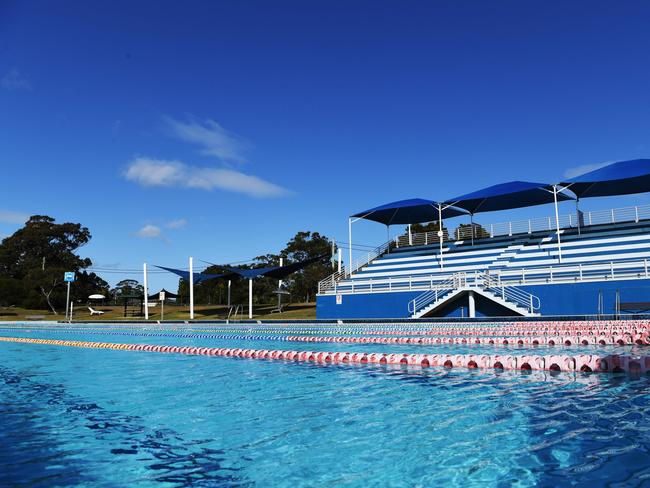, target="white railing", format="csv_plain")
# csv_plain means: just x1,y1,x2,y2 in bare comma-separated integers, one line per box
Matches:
318,239,393,293
395,203,650,248
481,272,540,313
407,273,466,315
318,267,347,294
320,257,650,296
